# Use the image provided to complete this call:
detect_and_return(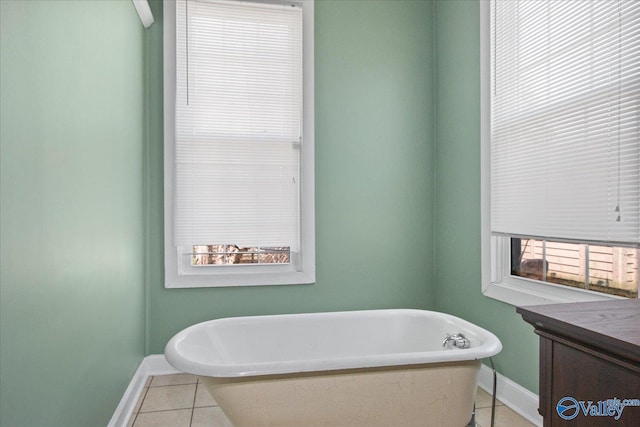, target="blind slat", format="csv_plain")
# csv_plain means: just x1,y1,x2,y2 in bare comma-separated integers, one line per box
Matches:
490,0,640,245
174,0,303,249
